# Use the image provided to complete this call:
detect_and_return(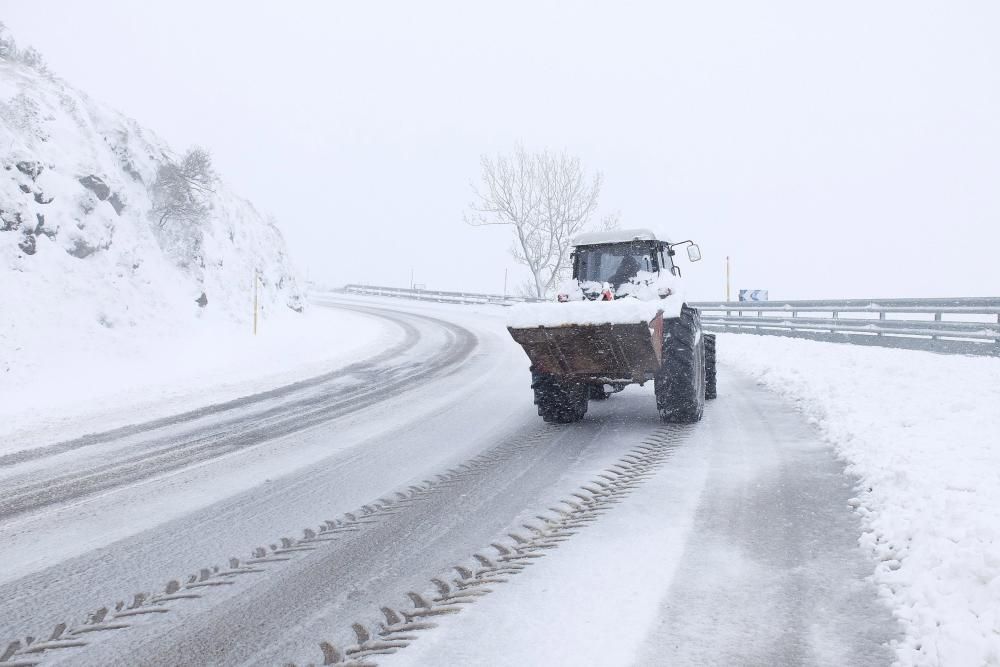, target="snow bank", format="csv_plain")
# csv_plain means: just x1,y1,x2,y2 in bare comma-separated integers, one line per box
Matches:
720,334,1000,666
